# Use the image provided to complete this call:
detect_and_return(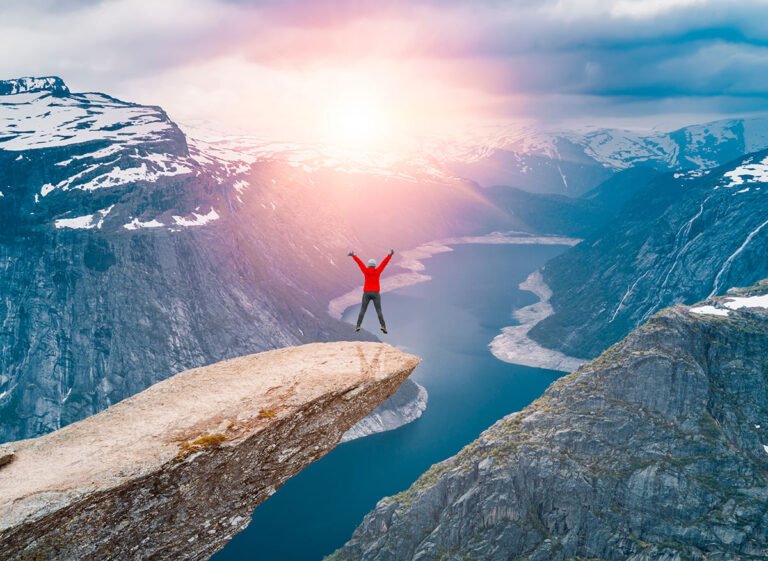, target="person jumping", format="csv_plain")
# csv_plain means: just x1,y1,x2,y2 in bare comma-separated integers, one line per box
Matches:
348,249,394,334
